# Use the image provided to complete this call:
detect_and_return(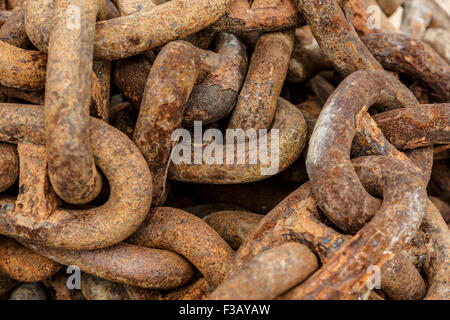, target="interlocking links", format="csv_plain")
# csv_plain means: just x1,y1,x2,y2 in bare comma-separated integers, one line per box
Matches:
113,0,304,33
282,155,427,299
0,7,31,48
349,105,448,299
0,104,152,250
209,0,302,33
287,26,331,83
25,0,235,60
129,207,234,288
168,98,307,183
132,41,199,205
183,32,248,126
228,30,294,130
306,70,418,232
44,0,103,204
421,199,450,300
115,33,248,127
213,180,426,299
